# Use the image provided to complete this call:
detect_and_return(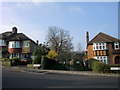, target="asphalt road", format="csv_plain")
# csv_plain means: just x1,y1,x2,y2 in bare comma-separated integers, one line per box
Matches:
2,67,119,88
